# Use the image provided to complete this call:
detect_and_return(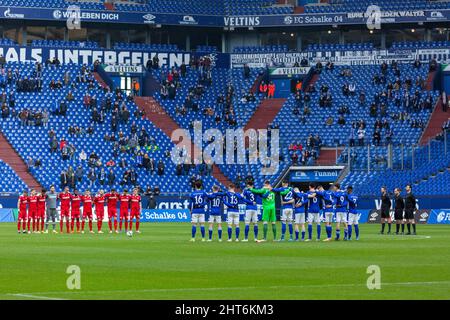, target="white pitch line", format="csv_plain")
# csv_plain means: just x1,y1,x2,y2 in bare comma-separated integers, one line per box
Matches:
8,281,450,298
9,293,67,300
